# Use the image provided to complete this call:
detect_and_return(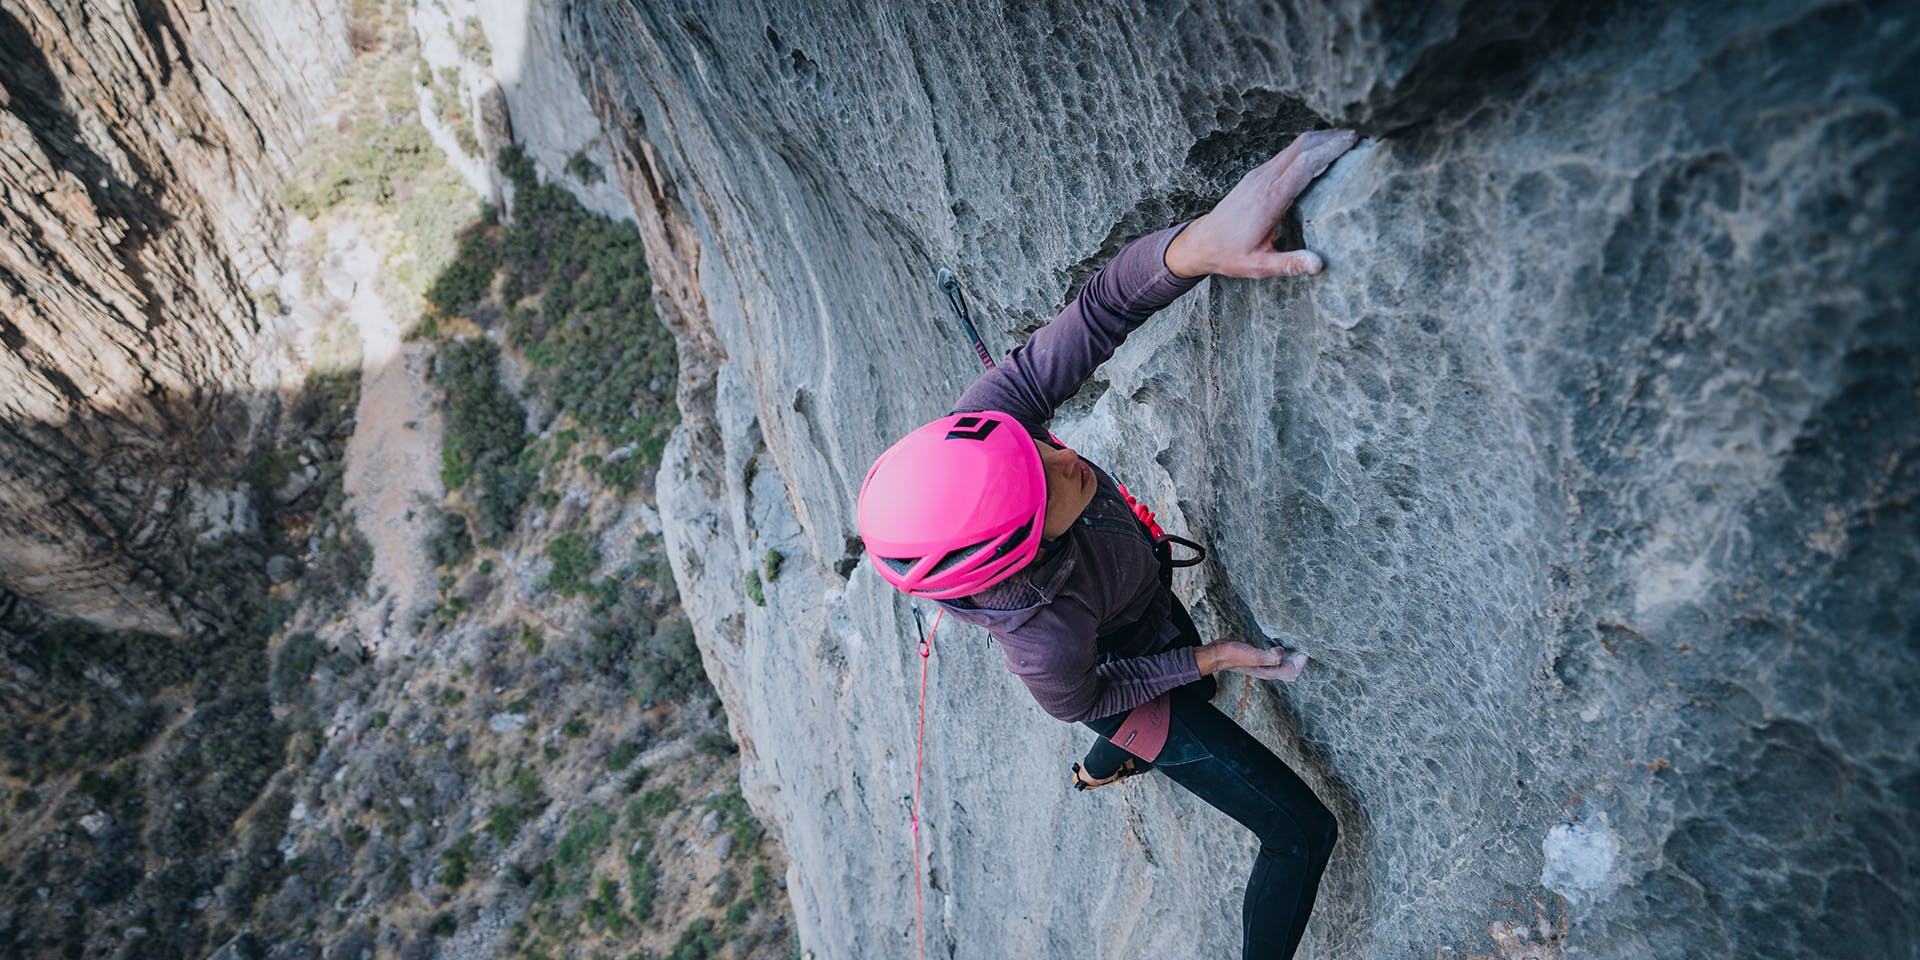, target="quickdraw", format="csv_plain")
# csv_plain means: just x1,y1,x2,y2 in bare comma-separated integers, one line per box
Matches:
937,267,996,370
